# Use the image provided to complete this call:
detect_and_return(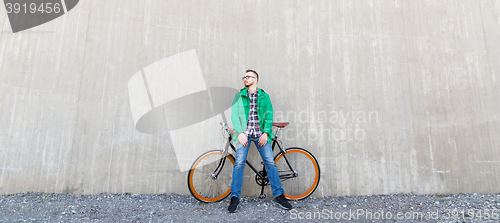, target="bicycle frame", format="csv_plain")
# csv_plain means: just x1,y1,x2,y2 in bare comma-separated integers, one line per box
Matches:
214,125,297,183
